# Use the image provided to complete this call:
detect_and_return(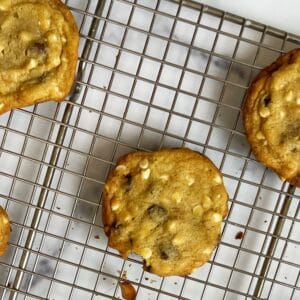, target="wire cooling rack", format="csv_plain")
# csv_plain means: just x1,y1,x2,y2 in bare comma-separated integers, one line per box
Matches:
0,0,300,299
